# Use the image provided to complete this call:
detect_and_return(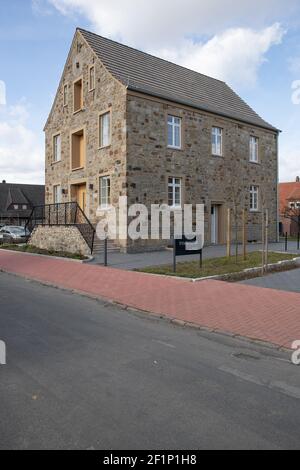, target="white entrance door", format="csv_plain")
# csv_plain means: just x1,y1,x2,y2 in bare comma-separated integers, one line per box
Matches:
211,205,219,244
